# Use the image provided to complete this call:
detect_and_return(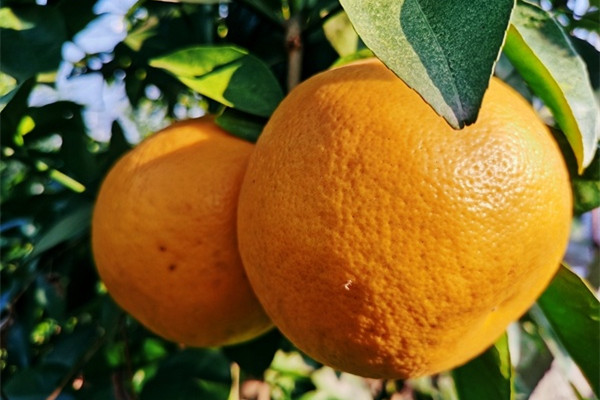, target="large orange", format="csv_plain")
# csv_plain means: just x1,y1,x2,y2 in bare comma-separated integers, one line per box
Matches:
92,117,272,347
237,59,572,378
